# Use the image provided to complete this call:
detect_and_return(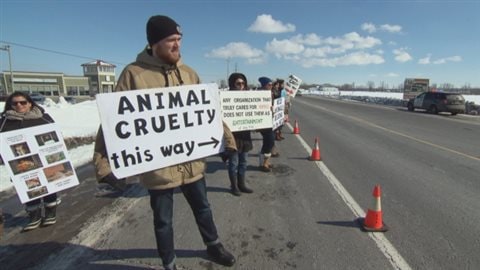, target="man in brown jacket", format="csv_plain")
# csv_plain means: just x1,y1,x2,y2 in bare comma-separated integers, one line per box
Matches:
93,15,237,270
